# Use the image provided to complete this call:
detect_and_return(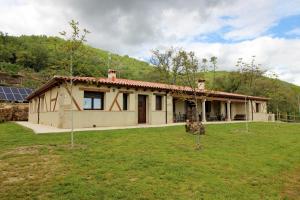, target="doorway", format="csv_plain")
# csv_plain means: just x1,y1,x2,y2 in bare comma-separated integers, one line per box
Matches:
138,95,147,124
